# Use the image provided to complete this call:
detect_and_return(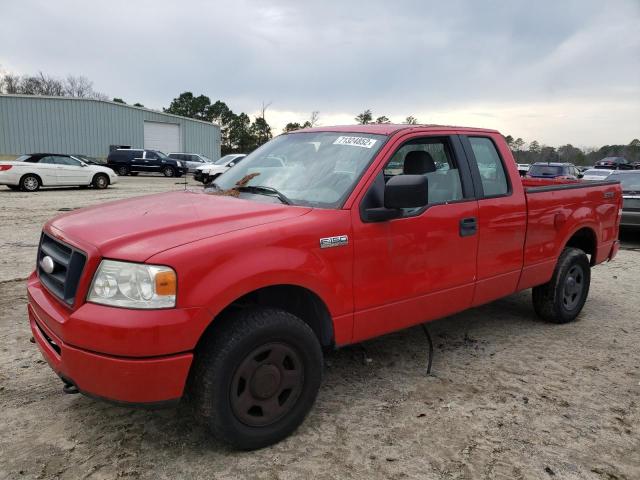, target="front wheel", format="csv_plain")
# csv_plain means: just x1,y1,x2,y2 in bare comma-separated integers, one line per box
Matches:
532,247,591,323
190,308,323,450
92,173,110,189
